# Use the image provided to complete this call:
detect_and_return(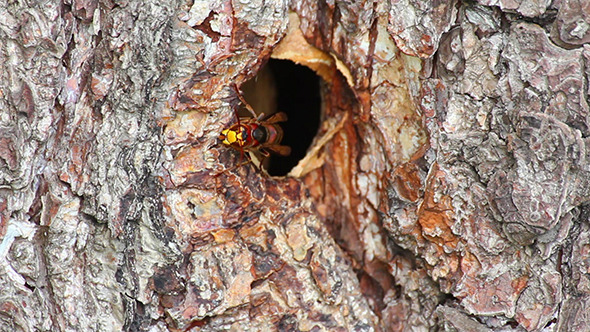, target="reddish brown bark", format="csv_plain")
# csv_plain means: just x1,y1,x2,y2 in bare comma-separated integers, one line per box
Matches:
1,0,589,331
